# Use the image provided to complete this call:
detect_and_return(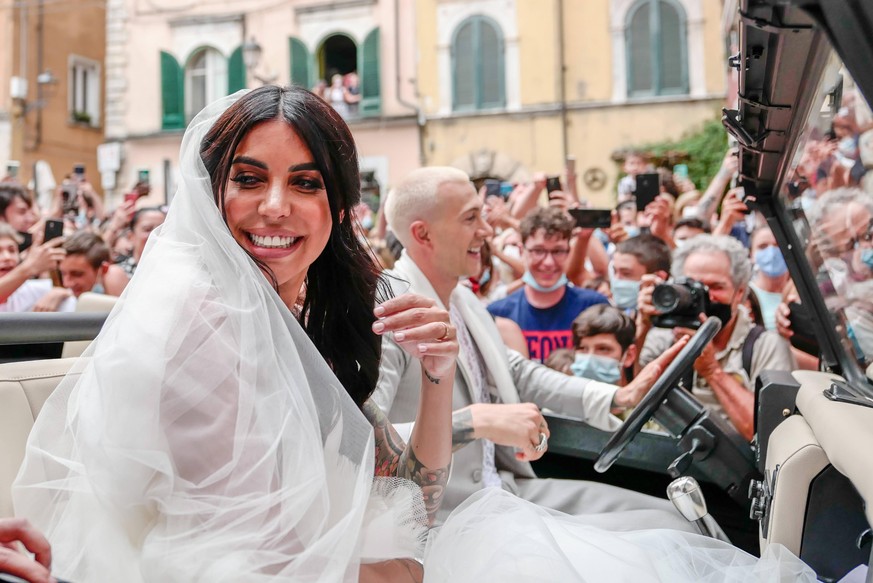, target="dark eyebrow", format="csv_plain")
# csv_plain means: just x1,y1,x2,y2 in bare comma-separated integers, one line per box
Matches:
231,156,267,170
289,162,319,173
